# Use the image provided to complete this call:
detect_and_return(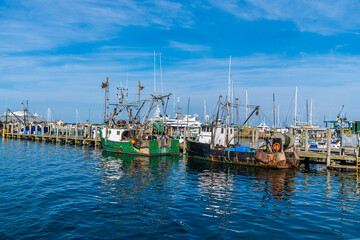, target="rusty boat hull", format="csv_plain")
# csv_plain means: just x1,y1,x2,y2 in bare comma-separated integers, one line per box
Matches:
187,140,299,169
